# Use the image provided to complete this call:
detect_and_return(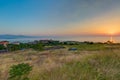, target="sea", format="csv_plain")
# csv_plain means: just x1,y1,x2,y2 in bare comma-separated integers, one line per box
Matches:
0,36,120,43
